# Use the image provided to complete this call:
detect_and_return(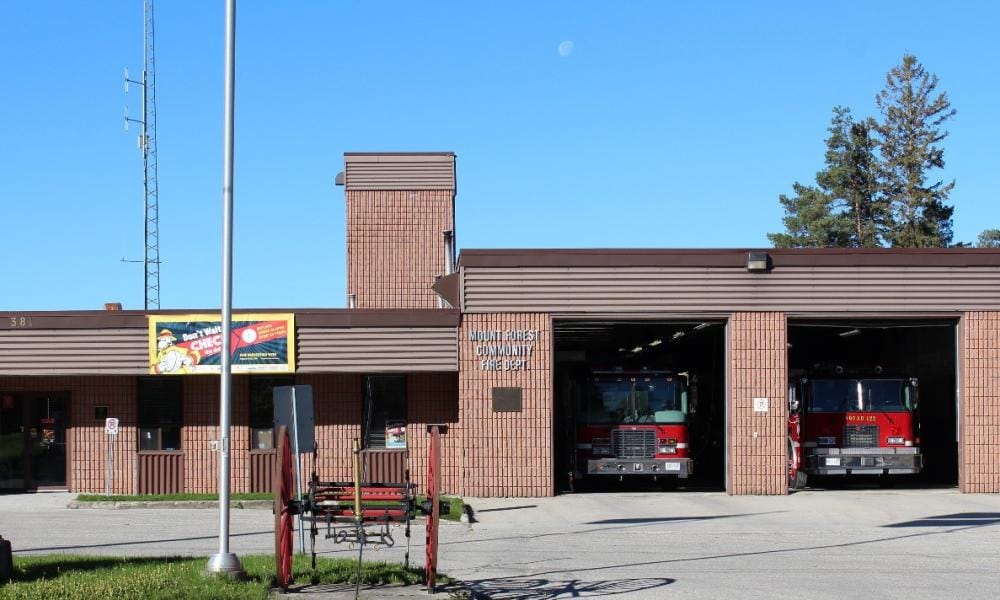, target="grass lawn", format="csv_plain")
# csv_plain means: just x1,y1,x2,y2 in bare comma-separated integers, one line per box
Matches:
75,493,272,503
1,553,437,600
